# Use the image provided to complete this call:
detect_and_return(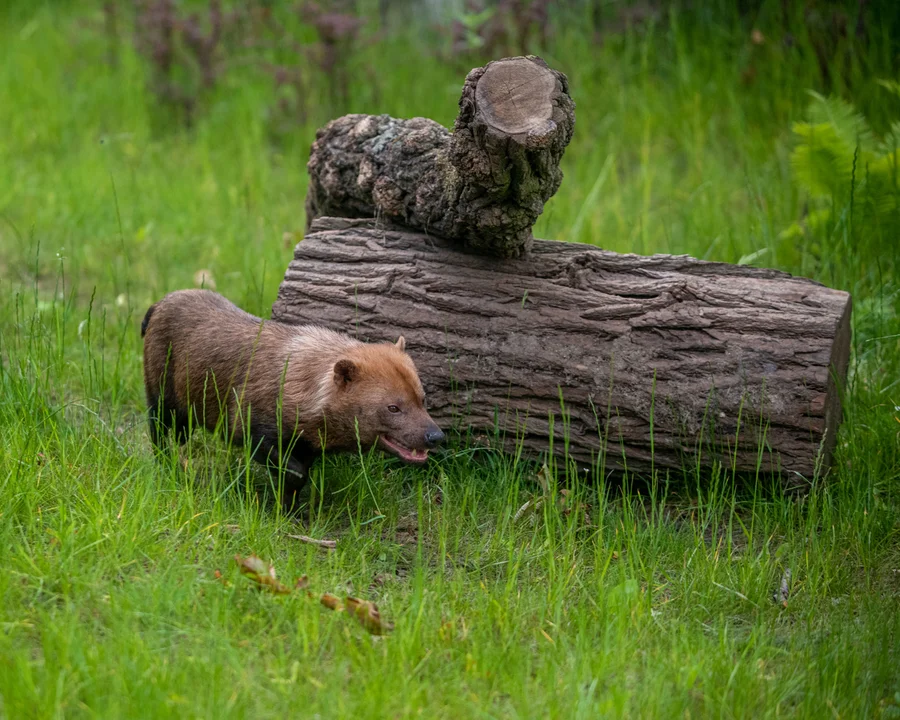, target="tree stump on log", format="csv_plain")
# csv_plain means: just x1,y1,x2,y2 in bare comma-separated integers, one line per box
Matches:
275,56,852,483
305,55,575,258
